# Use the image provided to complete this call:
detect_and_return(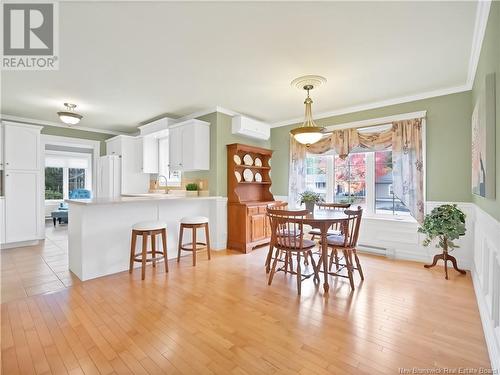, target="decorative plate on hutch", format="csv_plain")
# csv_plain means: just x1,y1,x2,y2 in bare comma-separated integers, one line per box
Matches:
243,168,254,182
243,154,253,166
255,172,262,182
234,171,242,182
254,157,262,167
233,154,242,165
